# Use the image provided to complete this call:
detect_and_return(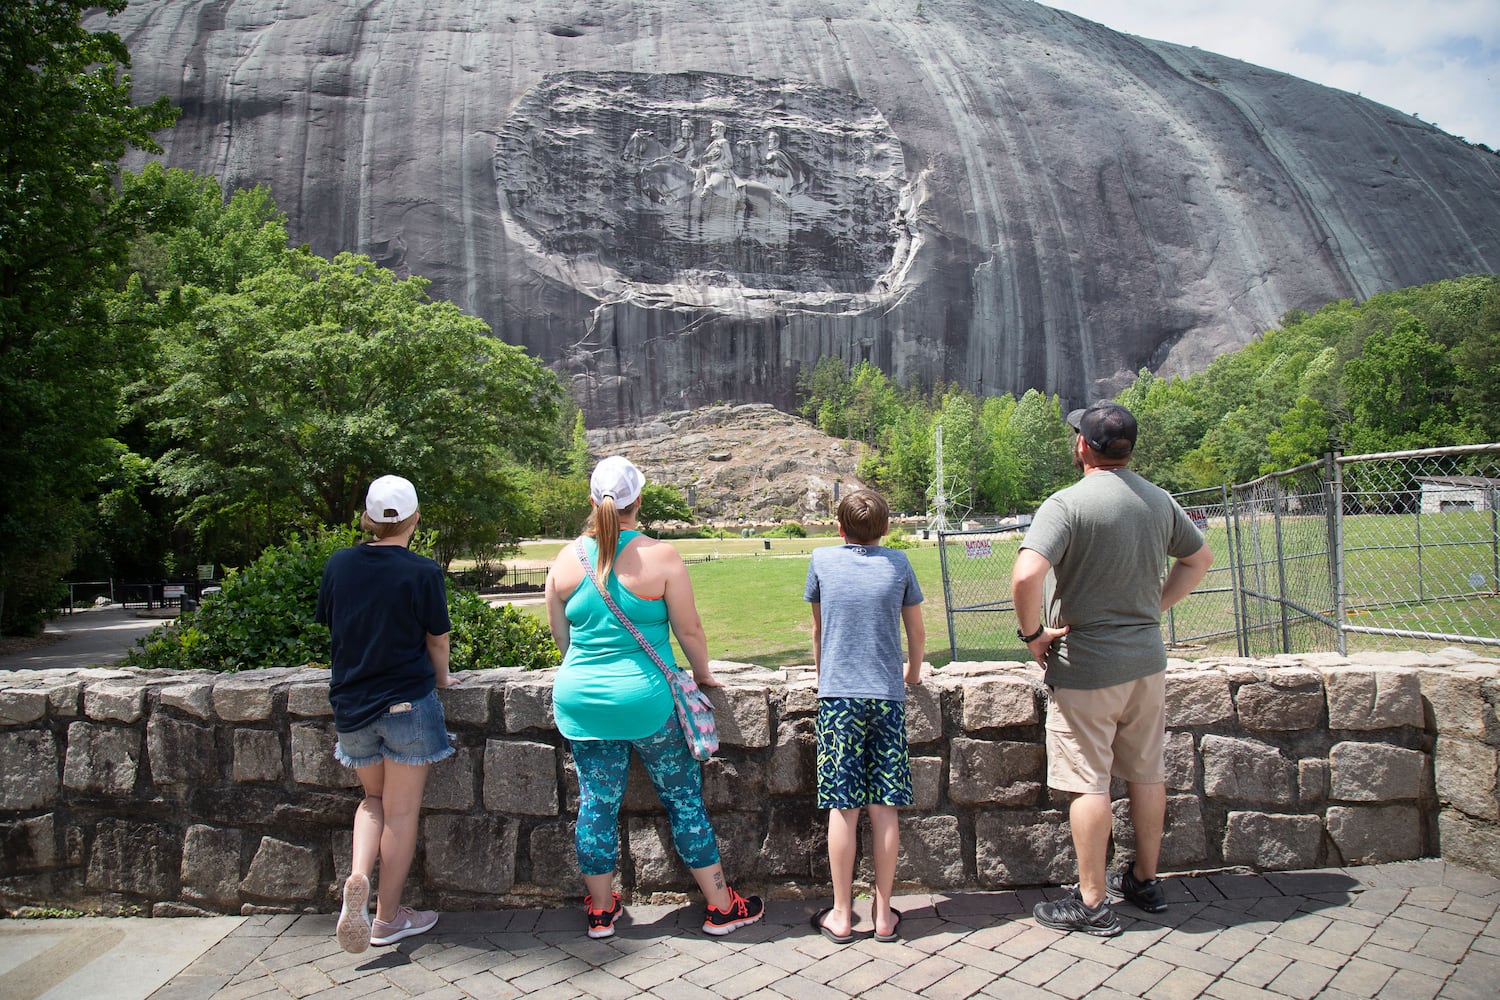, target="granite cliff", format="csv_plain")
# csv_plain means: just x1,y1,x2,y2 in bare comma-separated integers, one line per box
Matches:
91,0,1500,424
